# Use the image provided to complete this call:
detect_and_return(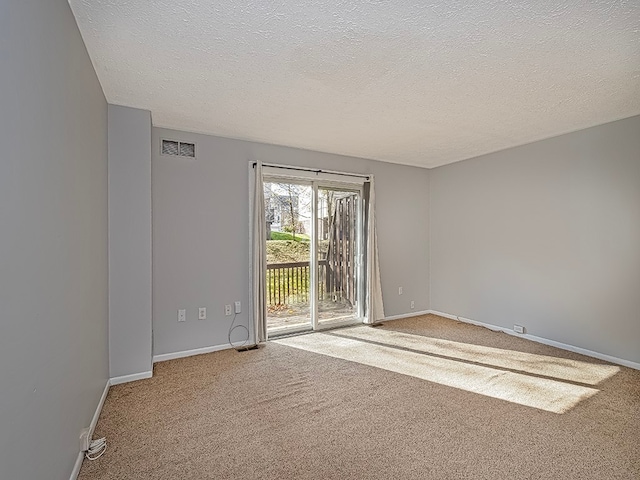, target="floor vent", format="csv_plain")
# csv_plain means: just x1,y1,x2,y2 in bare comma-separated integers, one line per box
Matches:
235,344,260,352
